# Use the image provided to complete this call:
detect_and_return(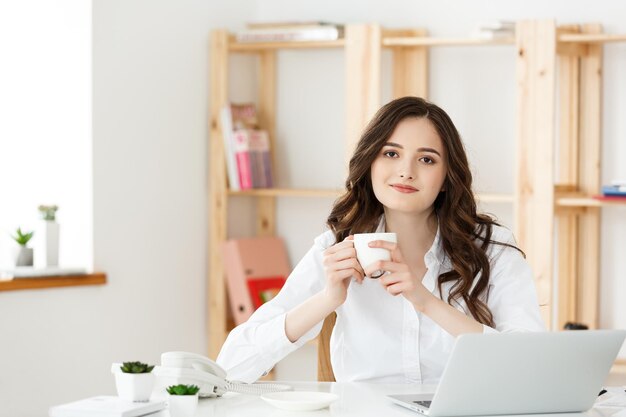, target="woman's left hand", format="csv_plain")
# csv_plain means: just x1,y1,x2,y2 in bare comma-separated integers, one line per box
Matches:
364,240,436,311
